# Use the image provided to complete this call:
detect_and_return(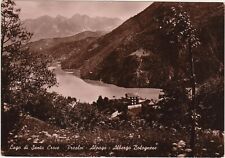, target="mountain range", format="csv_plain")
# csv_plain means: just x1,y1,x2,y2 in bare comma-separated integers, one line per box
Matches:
27,2,224,88
23,14,122,41
26,31,103,60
